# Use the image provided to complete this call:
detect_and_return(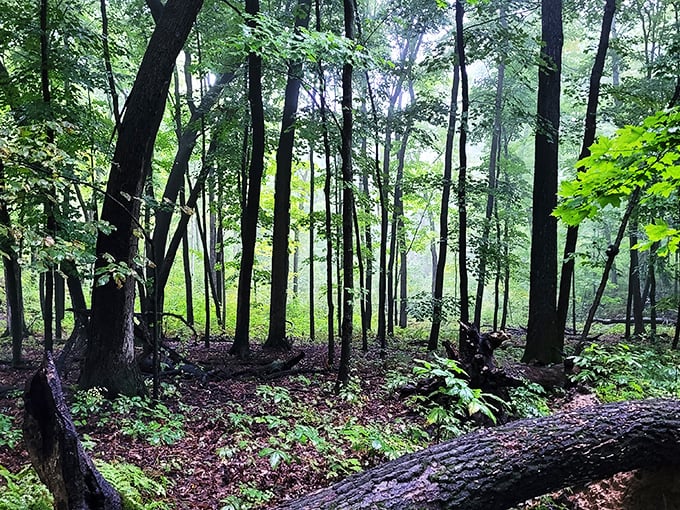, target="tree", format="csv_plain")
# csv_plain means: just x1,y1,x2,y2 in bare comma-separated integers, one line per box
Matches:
335,0,355,391
556,0,616,341
523,0,563,364
231,0,267,359
265,0,313,349
80,0,204,396
276,399,680,510
428,64,459,352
